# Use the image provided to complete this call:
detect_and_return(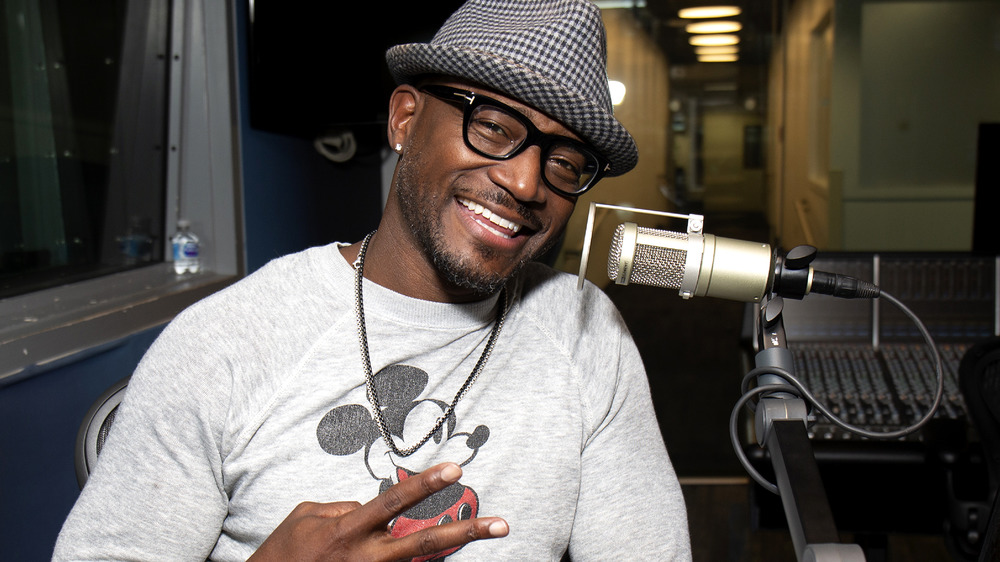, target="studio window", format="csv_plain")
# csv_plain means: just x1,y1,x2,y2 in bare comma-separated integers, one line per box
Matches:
1,0,170,299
